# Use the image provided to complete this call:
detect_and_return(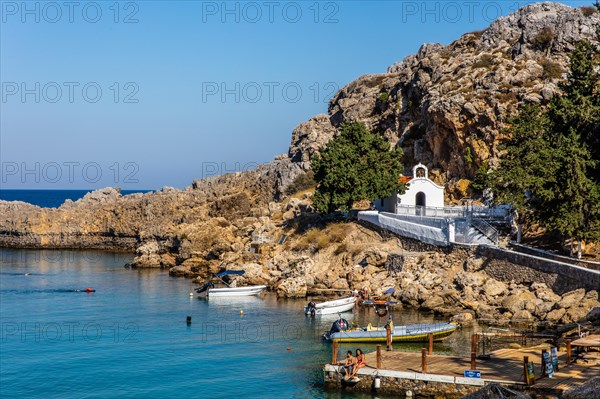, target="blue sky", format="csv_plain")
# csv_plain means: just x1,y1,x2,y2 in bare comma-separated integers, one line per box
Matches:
0,0,592,189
